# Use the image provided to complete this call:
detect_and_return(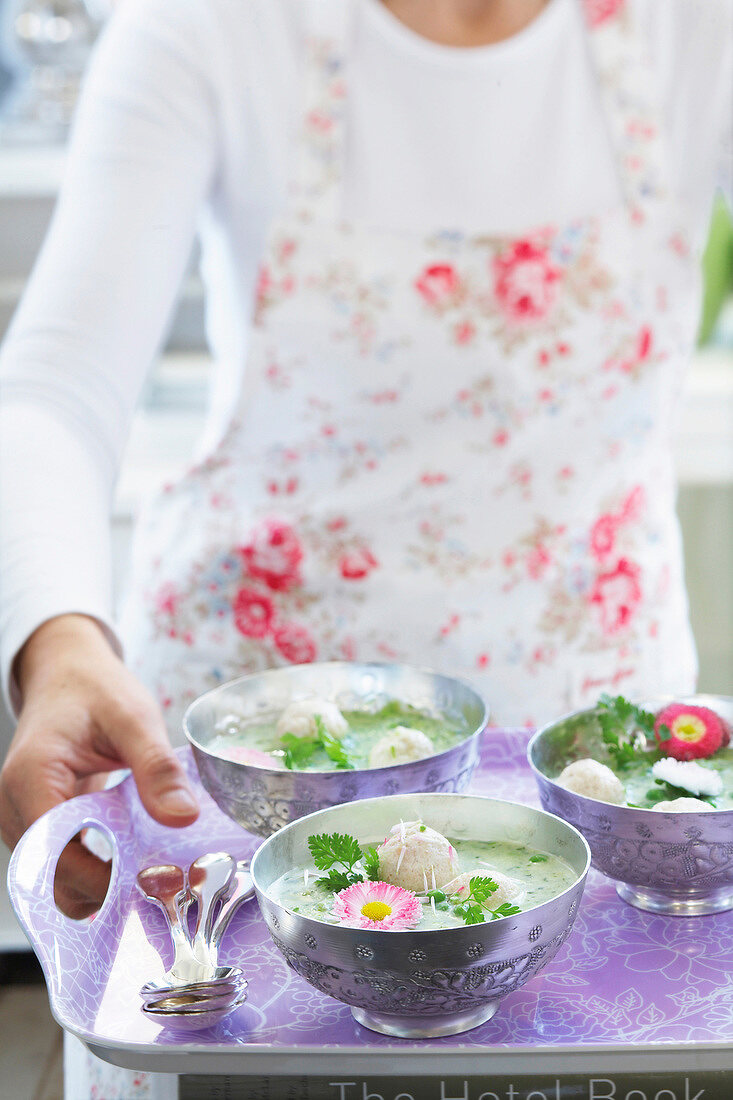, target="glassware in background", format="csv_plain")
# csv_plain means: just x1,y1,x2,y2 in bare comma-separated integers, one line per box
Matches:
0,0,109,144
